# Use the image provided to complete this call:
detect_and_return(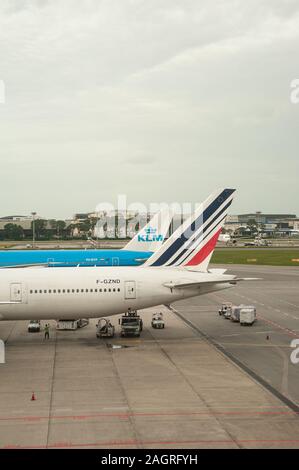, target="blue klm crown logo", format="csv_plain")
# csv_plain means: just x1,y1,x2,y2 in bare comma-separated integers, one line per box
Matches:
138,226,164,242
